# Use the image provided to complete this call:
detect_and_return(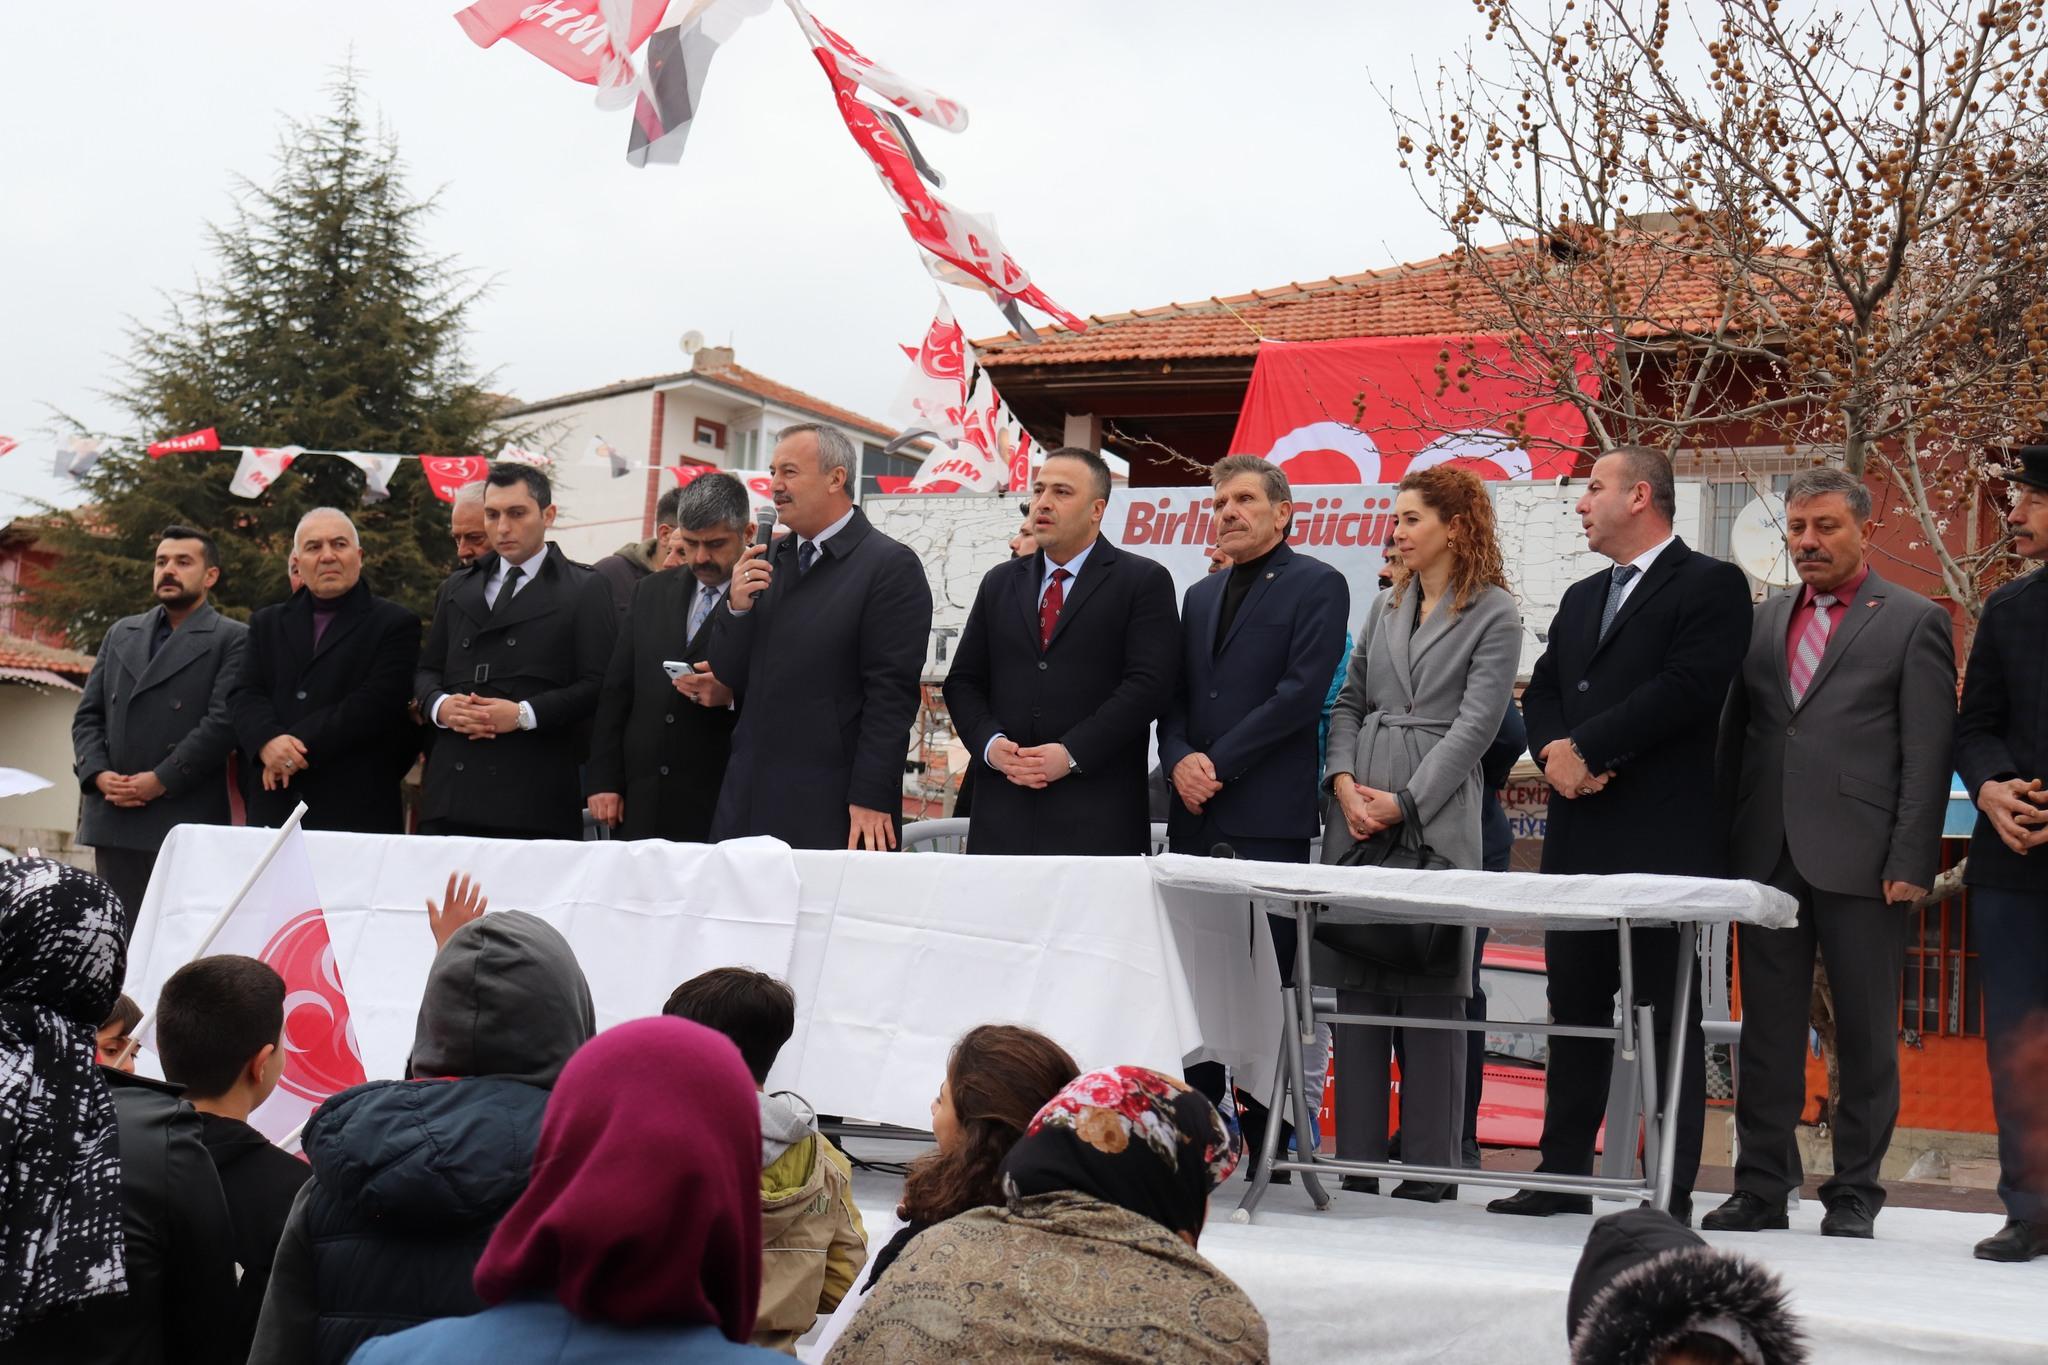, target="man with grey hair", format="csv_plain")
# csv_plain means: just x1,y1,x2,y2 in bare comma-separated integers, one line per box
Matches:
710,422,932,849
591,483,688,615
587,472,749,841
1705,464,1955,1239
230,505,421,833
1161,453,1349,1151
449,480,490,568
